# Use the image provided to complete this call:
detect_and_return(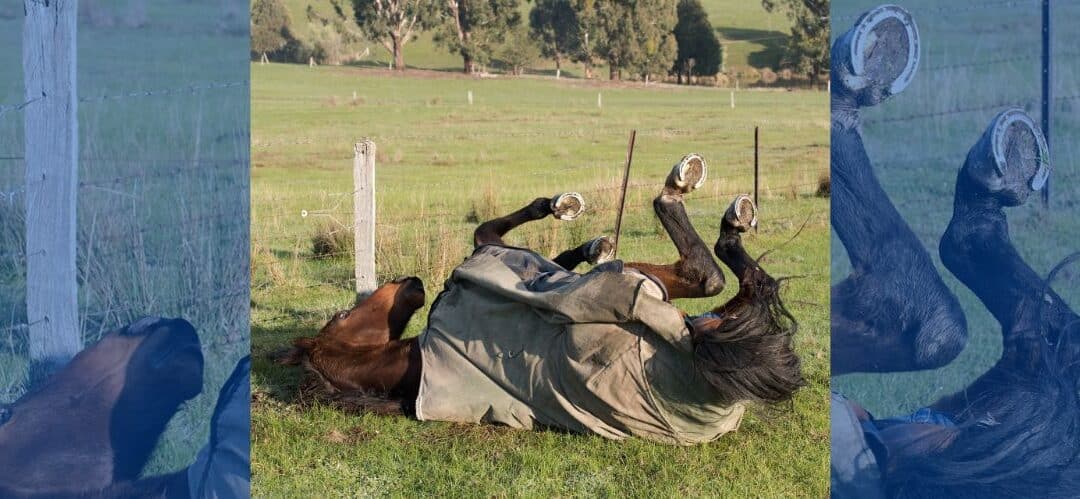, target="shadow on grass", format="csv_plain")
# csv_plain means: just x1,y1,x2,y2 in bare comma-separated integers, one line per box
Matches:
252,322,308,404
